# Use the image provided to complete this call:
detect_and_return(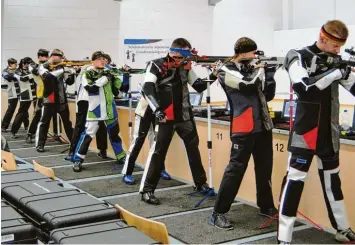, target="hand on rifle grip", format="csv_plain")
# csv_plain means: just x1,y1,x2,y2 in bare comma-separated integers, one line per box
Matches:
211,60,223,76
340,66,352,80
103,70,115,82
122,64,131,71
253,61,266,69
155,109,167,123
